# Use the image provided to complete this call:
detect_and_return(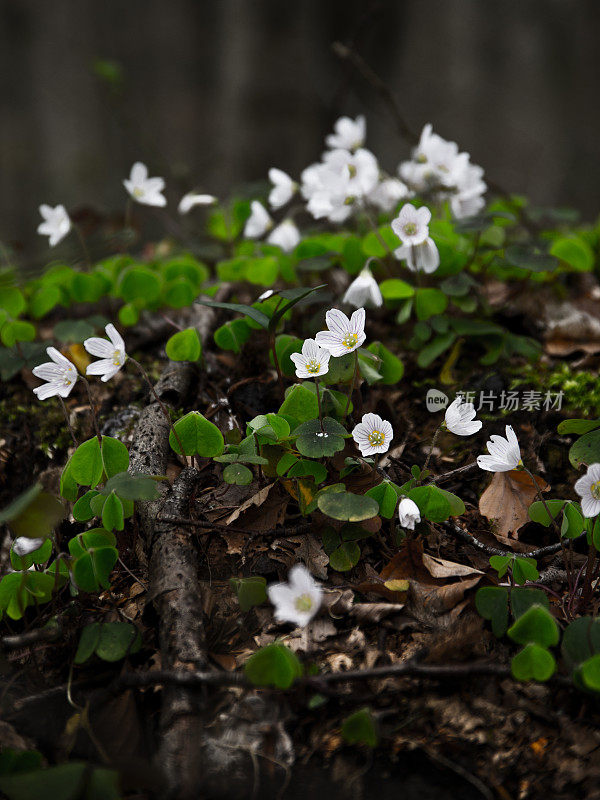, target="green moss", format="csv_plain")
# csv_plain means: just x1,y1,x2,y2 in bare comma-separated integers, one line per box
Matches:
510,363,600,417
